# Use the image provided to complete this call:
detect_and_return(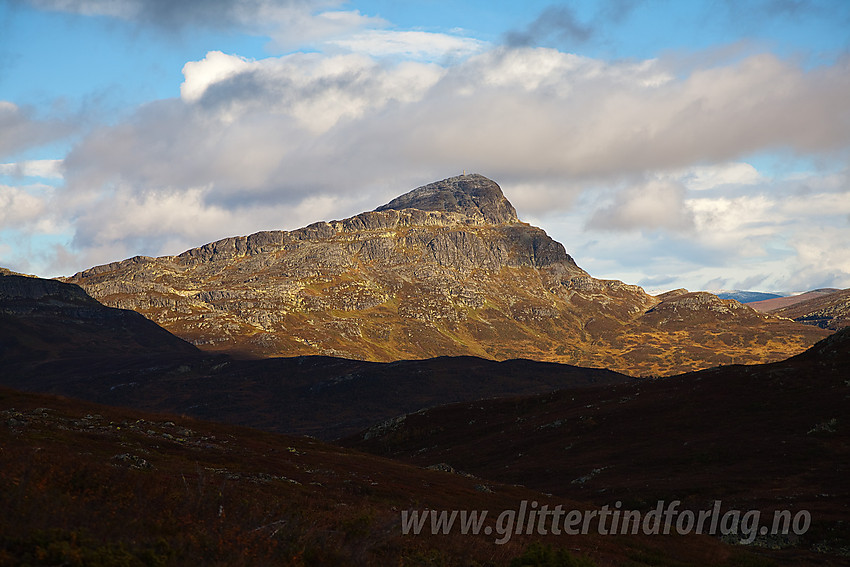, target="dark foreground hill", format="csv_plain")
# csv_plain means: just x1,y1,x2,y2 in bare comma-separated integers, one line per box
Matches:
347,328,850,562
2,385,839,566
64,174,829,376
0,273,199,362
0,386,571,566
1,272,632,440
